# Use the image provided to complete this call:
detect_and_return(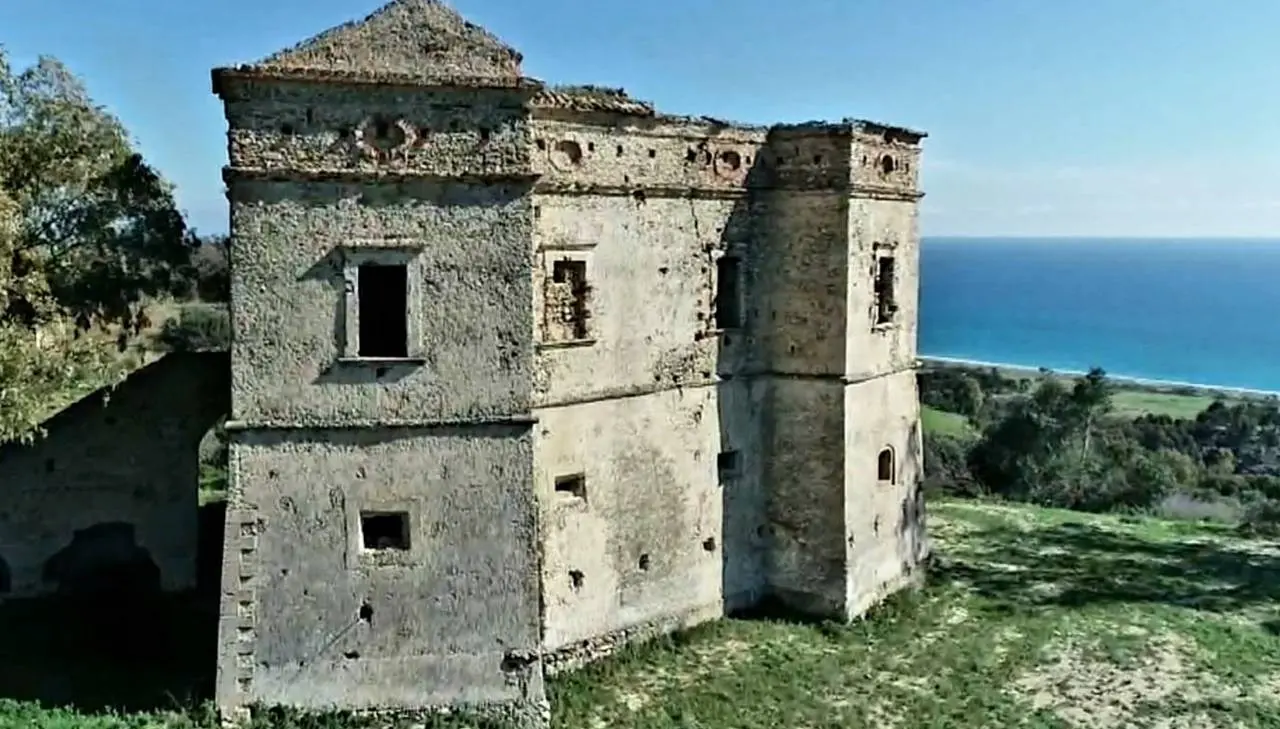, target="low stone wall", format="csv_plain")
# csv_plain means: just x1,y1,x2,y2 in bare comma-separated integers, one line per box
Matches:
0,352,229,598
